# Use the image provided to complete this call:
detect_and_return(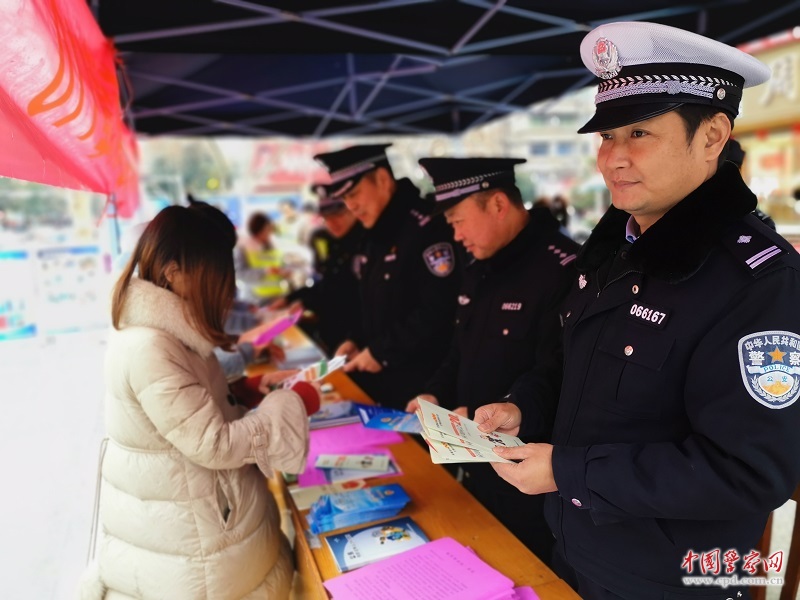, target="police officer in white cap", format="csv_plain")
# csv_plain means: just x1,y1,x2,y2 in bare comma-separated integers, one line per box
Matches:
314,144,460,409
475,21,800,599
